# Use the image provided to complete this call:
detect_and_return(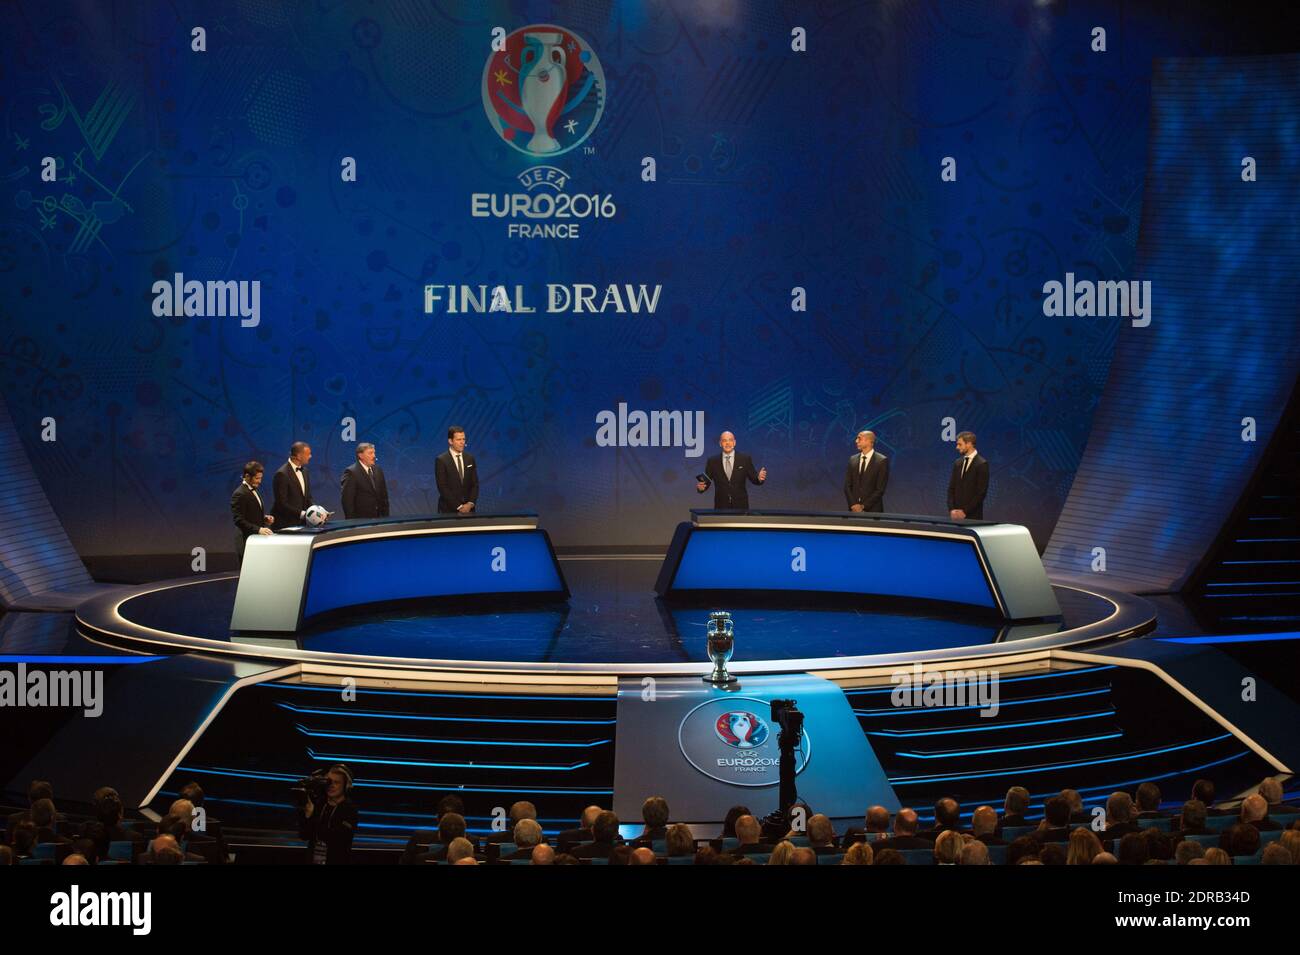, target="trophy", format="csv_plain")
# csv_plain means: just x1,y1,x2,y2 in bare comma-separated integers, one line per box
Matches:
704,610,737,685
518,32,567,154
